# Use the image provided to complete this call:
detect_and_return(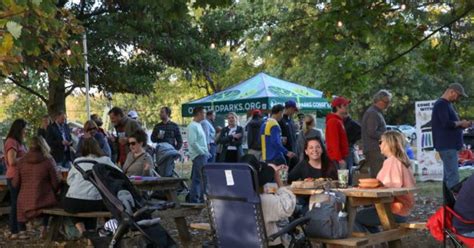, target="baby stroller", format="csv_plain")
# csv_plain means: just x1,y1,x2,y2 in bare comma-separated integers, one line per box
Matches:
427,179,474,248
73,160,177,248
